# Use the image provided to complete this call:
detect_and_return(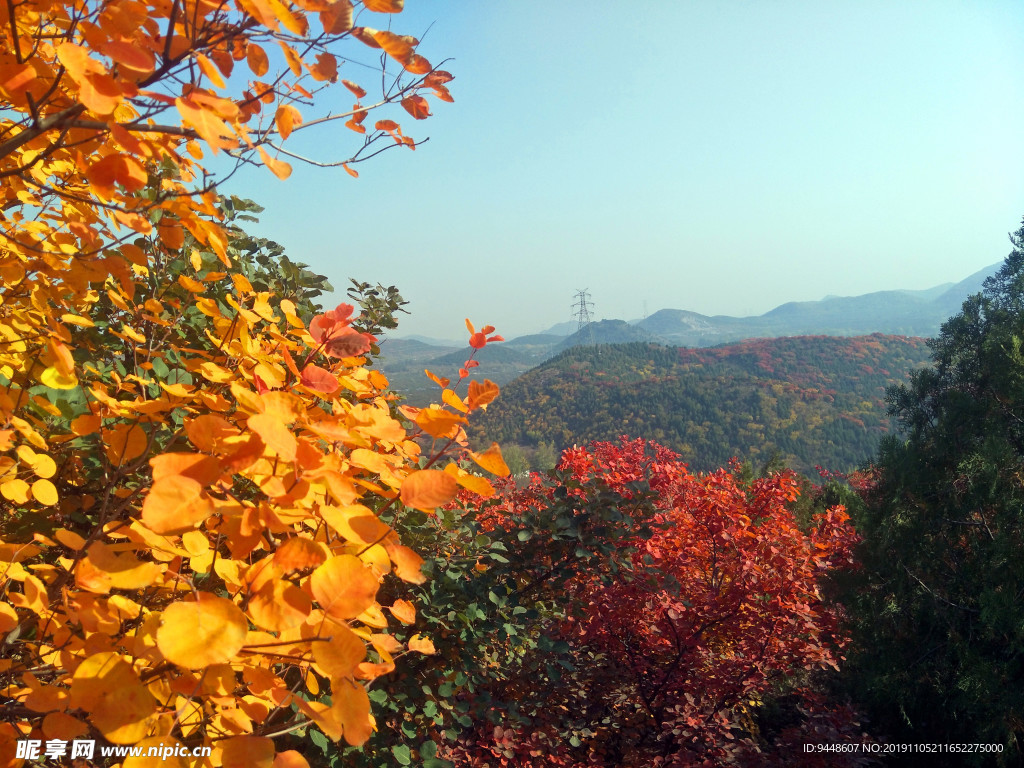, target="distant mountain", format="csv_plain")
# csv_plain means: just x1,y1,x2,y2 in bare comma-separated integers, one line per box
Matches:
540,320,579,336
631,263,1000,346
558,319,659,349
471,335,934,474
393,334,465,347
380,262,999,406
